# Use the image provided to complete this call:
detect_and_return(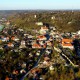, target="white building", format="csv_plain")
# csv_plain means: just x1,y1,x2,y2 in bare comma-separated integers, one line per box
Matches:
35,22,43,26
19,40,26,48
